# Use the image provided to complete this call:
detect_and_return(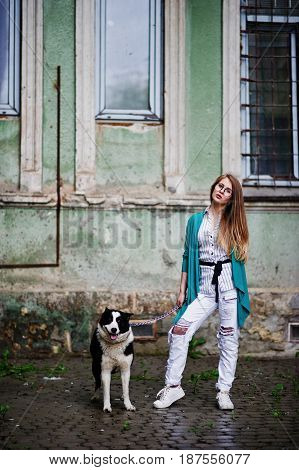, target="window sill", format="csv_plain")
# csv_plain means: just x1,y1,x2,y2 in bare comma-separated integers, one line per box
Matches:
0,115,20,121
243,186,299,202
95,120,163,127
